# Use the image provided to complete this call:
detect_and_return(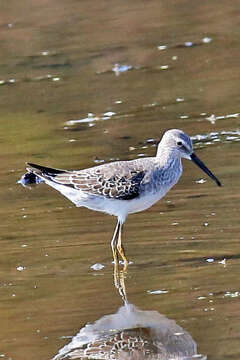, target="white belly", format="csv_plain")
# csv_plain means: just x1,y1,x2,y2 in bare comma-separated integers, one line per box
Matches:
83,185,173,223
43,174,178,223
